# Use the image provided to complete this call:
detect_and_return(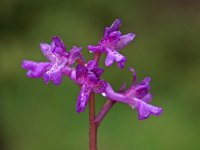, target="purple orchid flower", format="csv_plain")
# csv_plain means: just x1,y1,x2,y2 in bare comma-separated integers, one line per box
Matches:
88,19,135,69
105,68,163,120
22,36,83,85
75,60,107,113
